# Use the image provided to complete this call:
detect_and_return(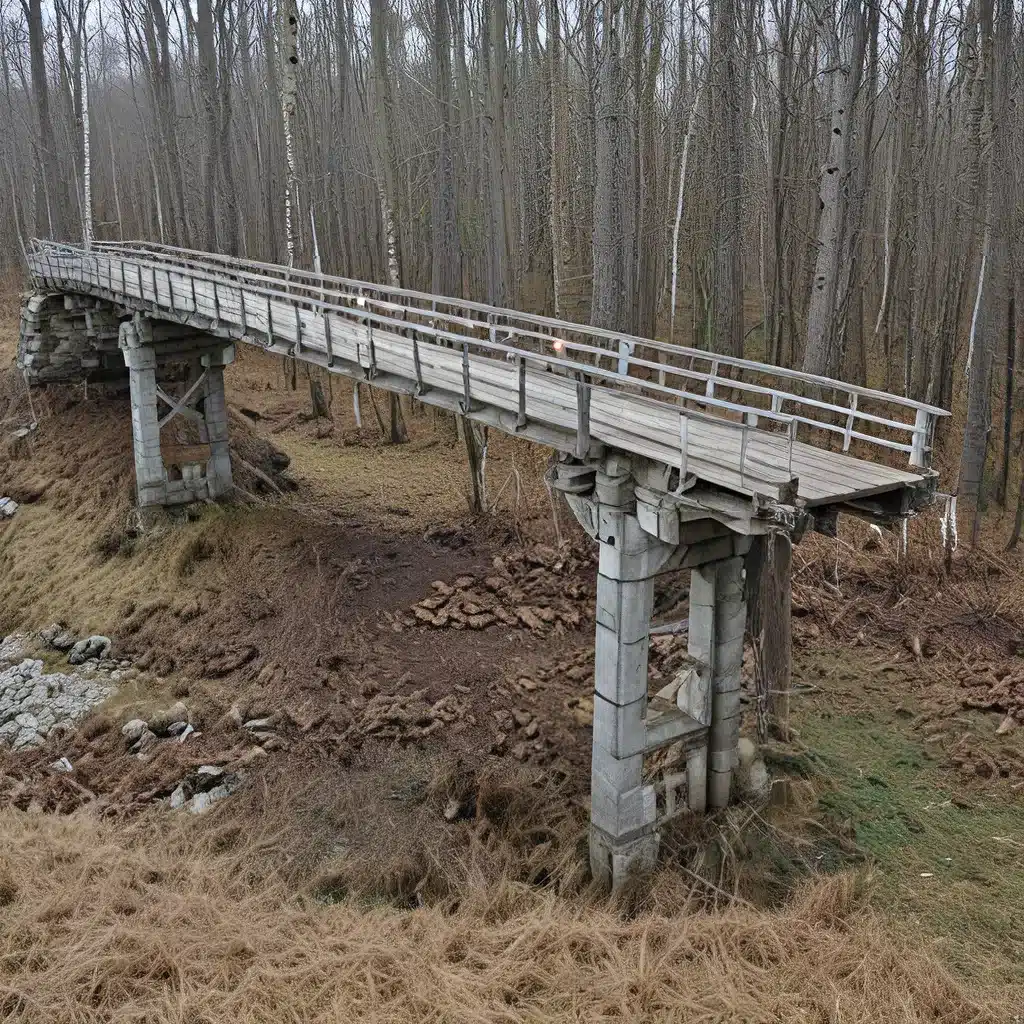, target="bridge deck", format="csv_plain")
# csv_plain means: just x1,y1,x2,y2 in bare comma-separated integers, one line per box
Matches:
28,240,947,515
